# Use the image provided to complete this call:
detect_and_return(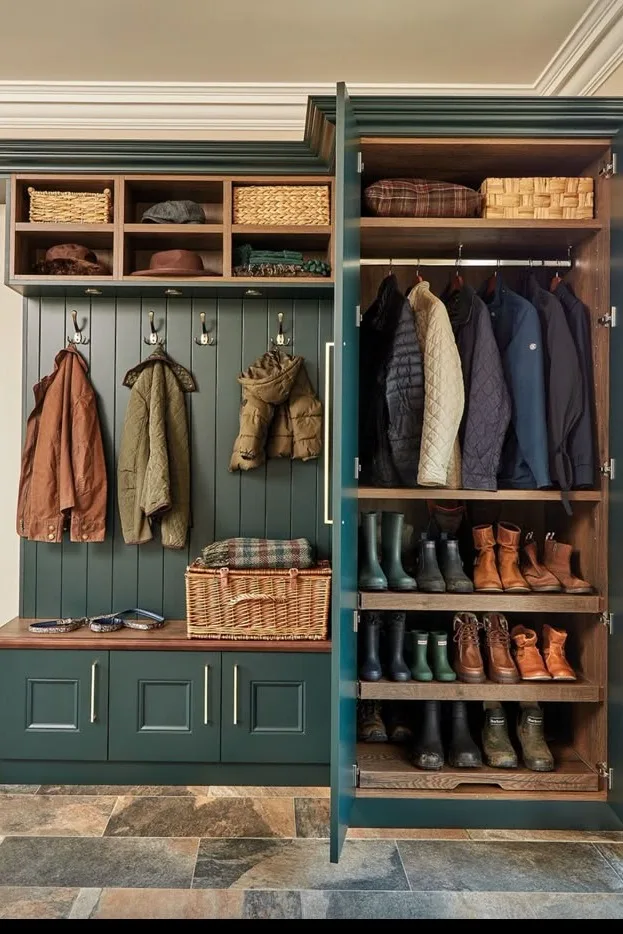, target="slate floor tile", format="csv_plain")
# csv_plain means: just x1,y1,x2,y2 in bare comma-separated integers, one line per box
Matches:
468,829,623,843
243,890,303,919
86,887,244,918
0,886,79,919
594,844,623,881
0,837,198,889
347,828,469,840
104,796,295,838
206,786,330,798
0,795,116,836
0,785,40,795
38,785,195,796
193,838,409,891
397,840,623,892
294,798,330,837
